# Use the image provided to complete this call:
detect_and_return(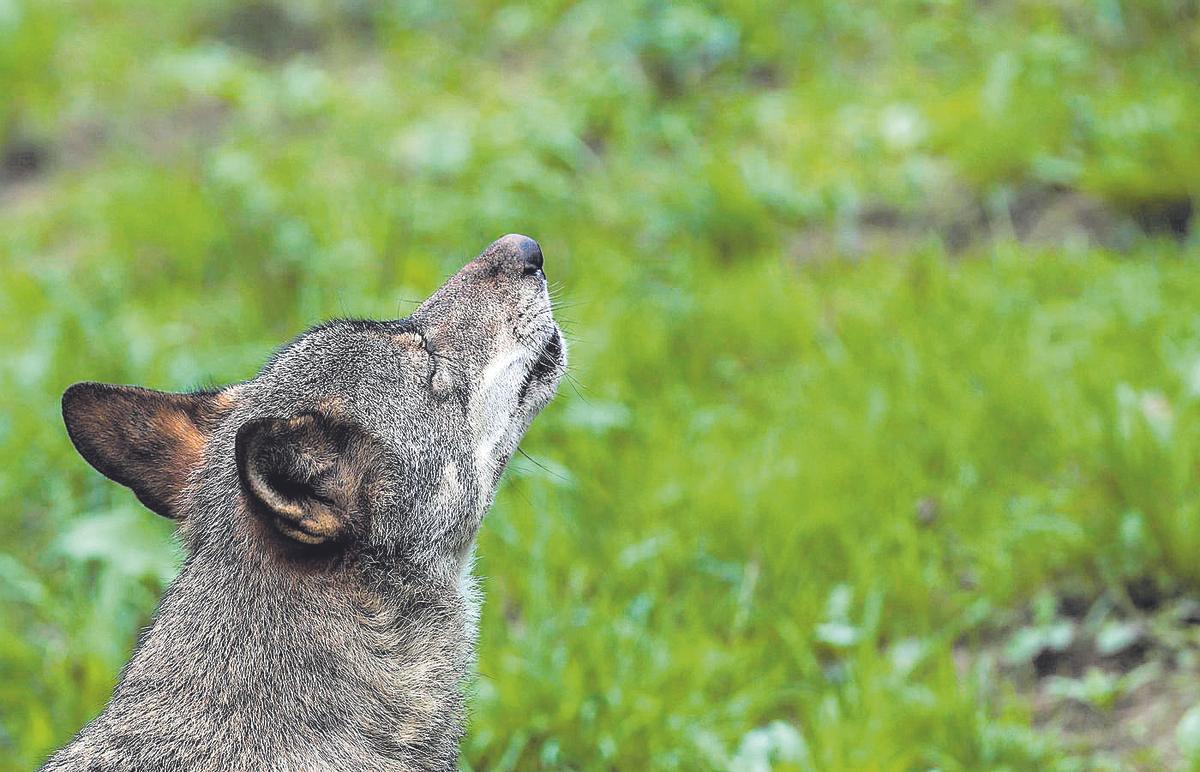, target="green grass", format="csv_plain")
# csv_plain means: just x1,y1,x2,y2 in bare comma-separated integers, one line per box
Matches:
2,1,1200,769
